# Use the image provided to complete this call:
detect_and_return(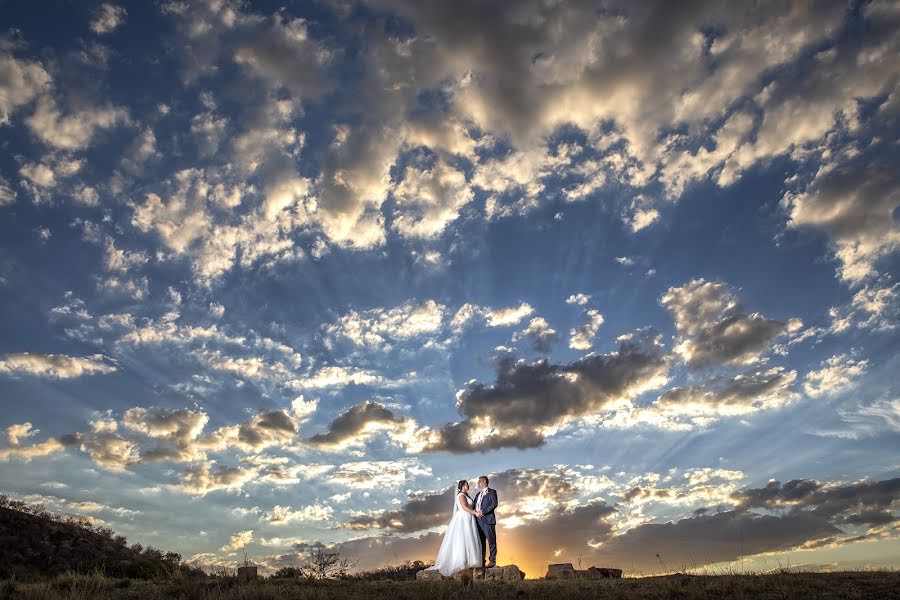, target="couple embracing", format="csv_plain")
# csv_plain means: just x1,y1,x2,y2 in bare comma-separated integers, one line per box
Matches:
425,475,498,577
